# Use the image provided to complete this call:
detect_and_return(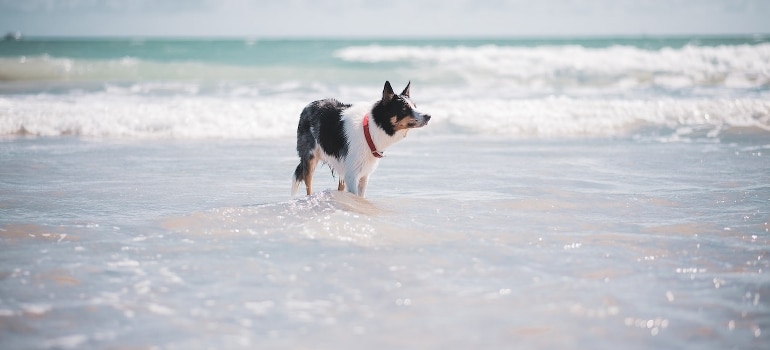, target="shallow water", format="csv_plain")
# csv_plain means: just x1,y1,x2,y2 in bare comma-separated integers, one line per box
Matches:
1,136,768,349
2,35,769,349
